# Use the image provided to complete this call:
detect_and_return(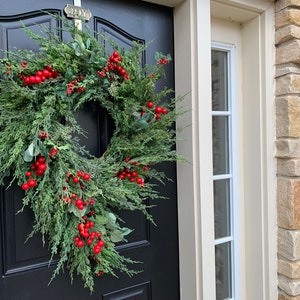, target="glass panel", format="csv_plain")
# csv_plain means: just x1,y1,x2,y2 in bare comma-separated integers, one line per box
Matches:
214,179,231,239
215,242,232,300
212,116,229,175
211,50,228,111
